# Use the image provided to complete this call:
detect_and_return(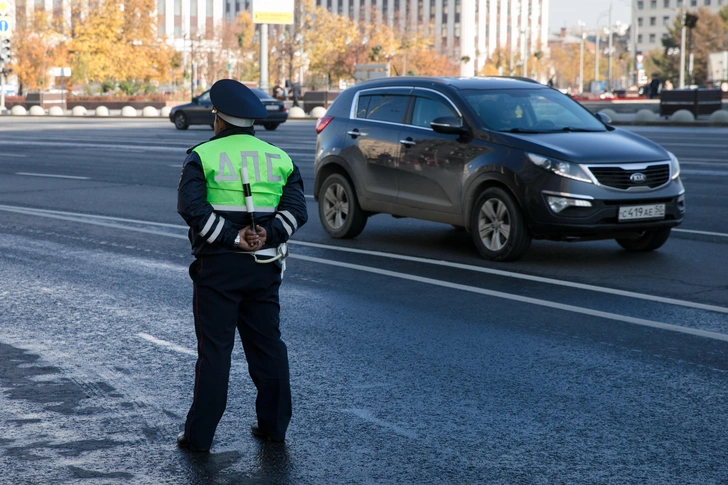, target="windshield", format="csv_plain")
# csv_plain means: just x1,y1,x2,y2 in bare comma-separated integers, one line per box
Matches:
461,88,607,133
